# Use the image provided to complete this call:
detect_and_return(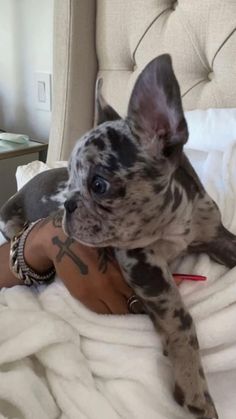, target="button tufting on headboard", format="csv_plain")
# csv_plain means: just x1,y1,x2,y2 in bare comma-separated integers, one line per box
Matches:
48,0,236,161
172,1,178,10
97,0,236,115
208,72,214,81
